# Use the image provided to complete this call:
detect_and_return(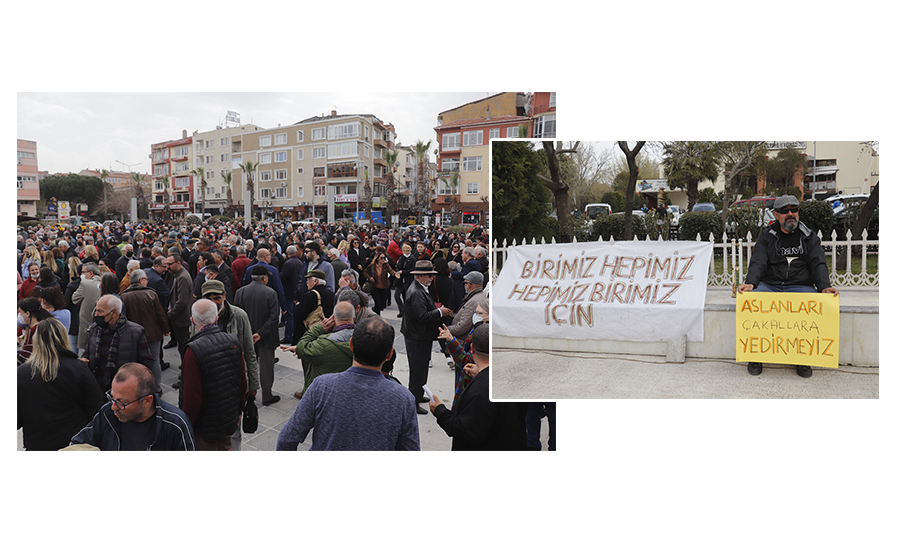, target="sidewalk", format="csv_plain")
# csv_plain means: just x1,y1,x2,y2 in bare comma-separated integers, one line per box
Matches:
491,348,878,399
